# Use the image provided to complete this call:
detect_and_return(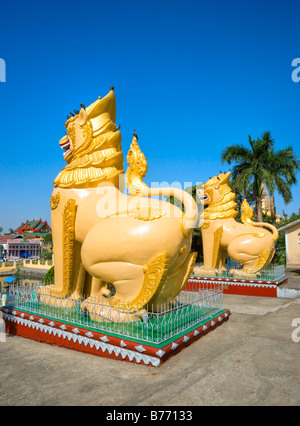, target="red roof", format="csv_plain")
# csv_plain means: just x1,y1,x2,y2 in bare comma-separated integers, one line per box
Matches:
15,219,51,234
0,234,22,243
